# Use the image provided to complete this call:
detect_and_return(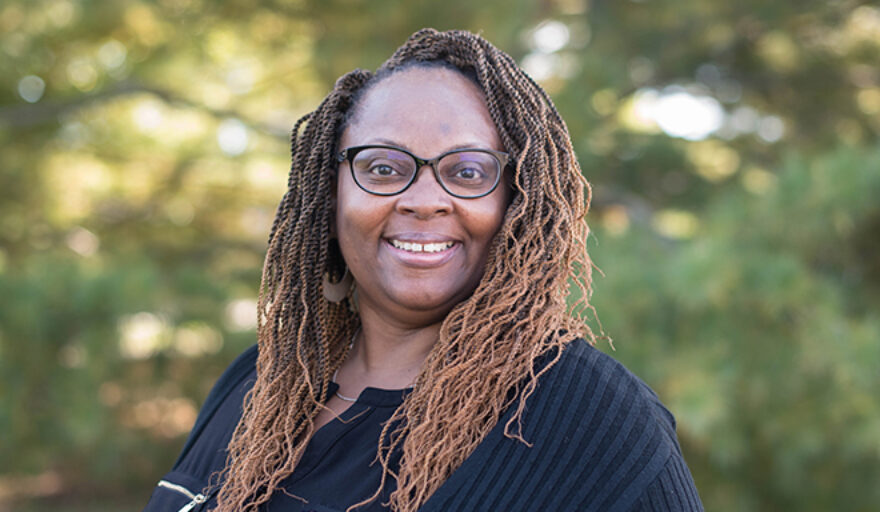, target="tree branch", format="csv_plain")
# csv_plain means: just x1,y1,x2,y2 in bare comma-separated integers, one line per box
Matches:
0,80,288,139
